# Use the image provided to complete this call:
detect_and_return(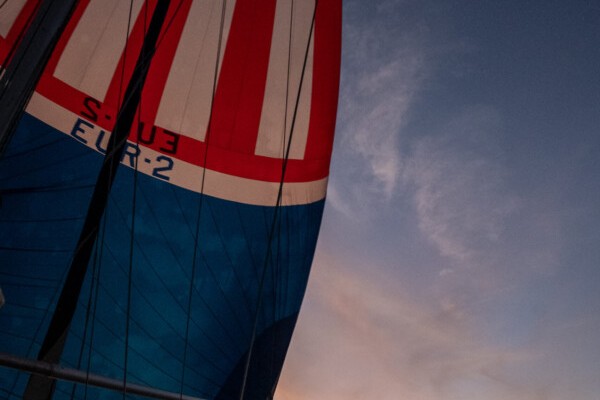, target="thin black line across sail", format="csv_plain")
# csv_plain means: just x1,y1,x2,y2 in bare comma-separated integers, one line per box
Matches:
23,1,171,399
0,1,78,155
